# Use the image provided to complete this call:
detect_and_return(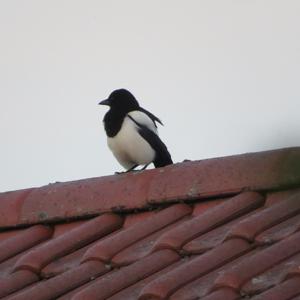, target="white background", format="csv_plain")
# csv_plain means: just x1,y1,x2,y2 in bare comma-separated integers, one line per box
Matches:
1,0,299,192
